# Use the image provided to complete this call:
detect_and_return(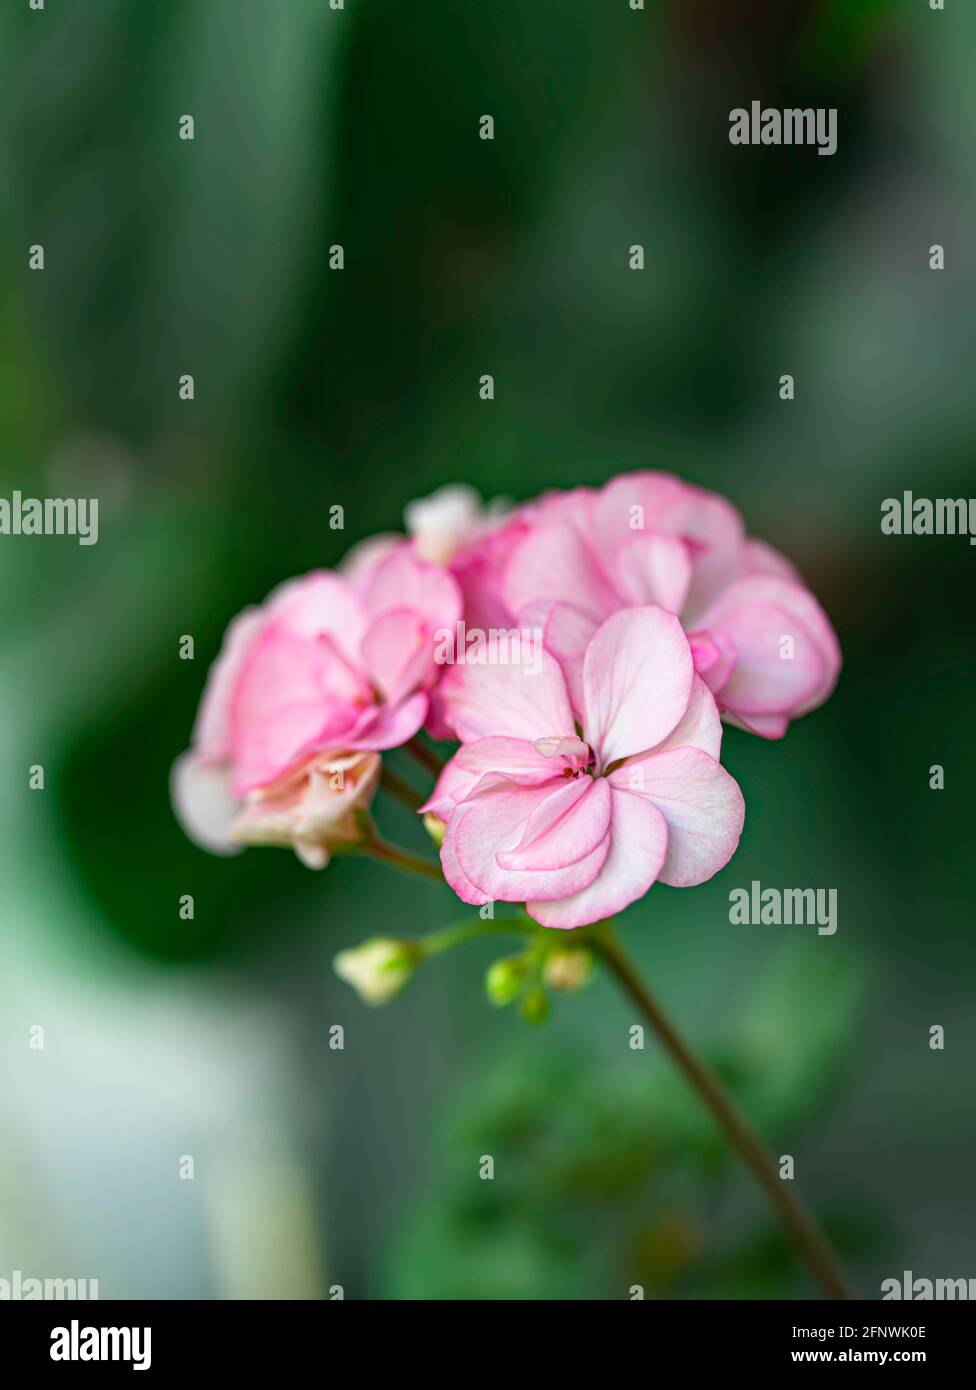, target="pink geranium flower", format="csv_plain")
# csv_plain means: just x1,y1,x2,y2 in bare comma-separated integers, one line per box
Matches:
340,482,532,632
502,472,841,739
172,550,460,861
424,606,745,929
